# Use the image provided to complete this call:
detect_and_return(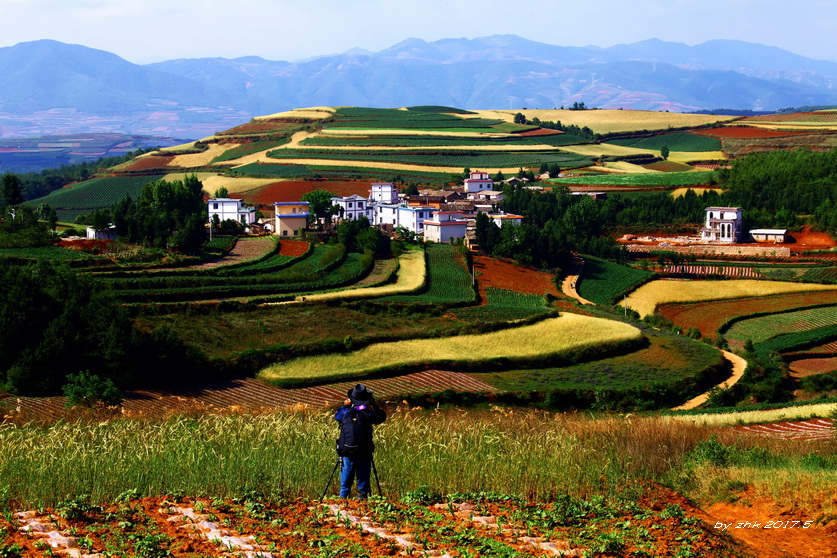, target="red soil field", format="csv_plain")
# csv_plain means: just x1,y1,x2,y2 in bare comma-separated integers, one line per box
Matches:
517,127,563,137
743,111,837,123
473,255,560,296
244,180,373,206
277,239,309,257
58,238,115,254
693,127,807,139
642,161,692,172
789,357,837,377
783,227,837,251
657,291,837,338
118,155,175,172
